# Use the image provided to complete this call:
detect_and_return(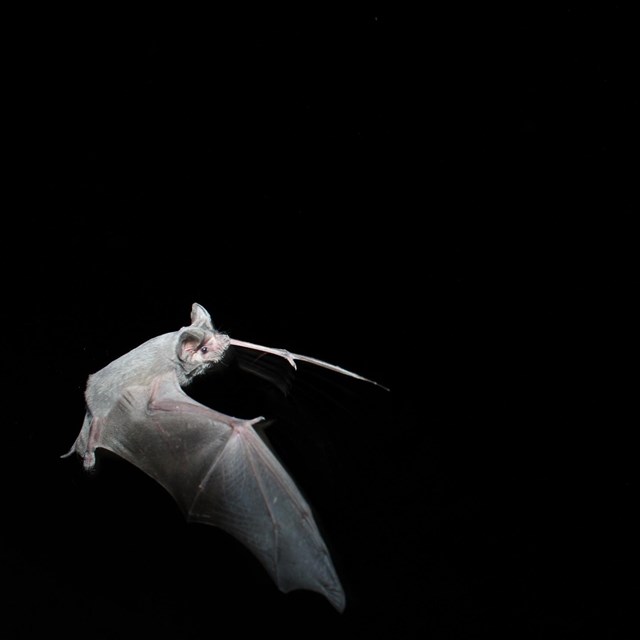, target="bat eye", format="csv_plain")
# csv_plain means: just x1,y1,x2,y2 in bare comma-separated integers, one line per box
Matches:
200,346,208,354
